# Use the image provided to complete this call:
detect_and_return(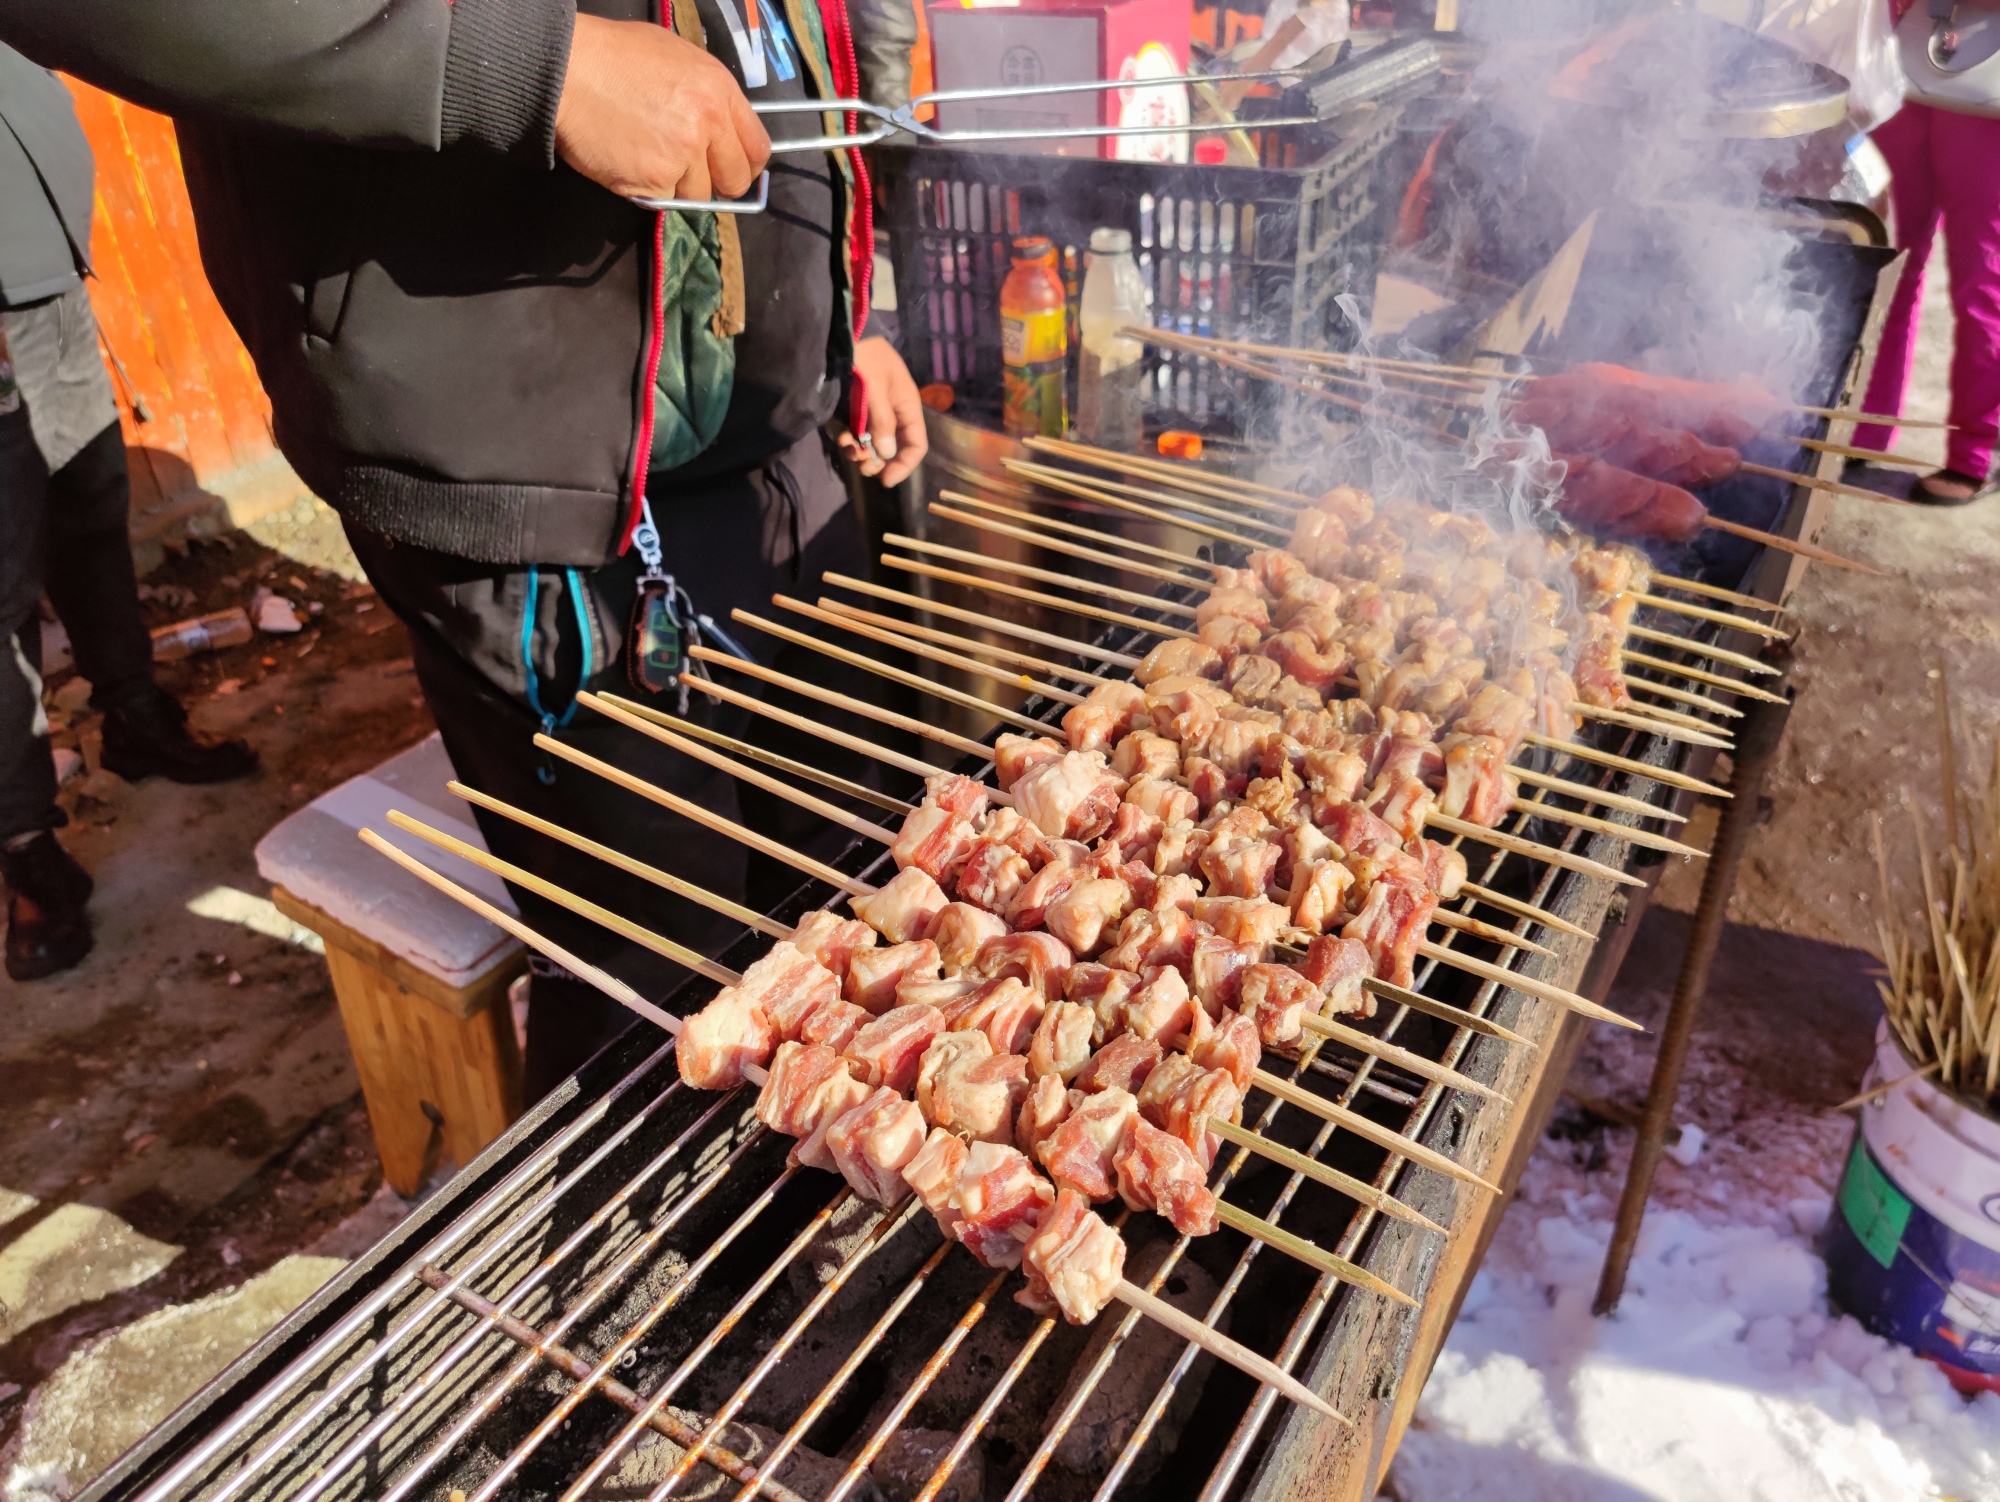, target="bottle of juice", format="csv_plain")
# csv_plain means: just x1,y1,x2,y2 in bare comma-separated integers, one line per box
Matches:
1001,237,1067,438
1076,227,1148,449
